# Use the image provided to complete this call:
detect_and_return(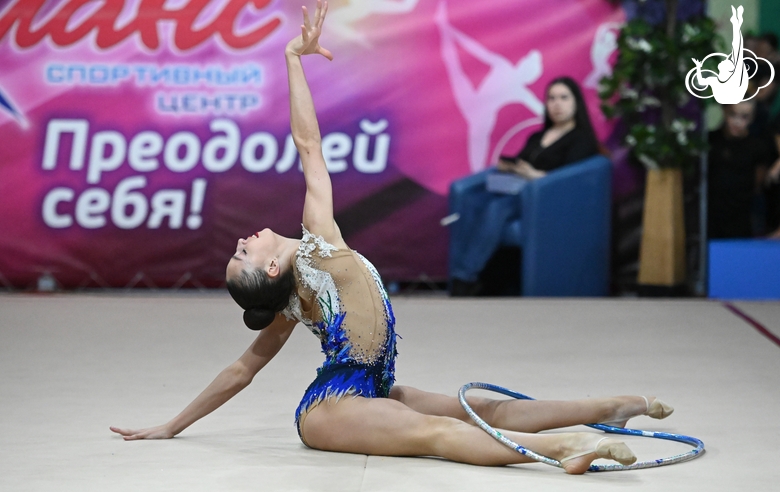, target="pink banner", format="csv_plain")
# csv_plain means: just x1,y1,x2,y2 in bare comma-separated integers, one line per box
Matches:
0,0,623,288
